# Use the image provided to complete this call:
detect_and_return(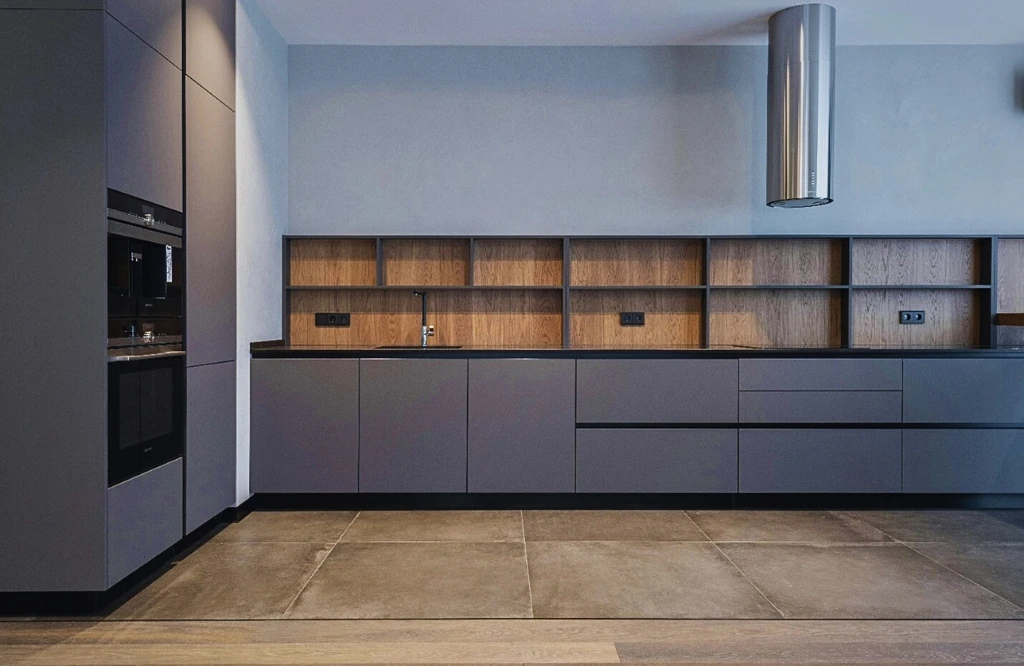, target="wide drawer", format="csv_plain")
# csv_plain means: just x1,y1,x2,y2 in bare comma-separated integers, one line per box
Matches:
739,359,902,391
576,360,738,423
739,391,902,423
903,359,1024,424
576,428,738,493
903,429,1024,493
739,429,902,493
107,458,183,586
